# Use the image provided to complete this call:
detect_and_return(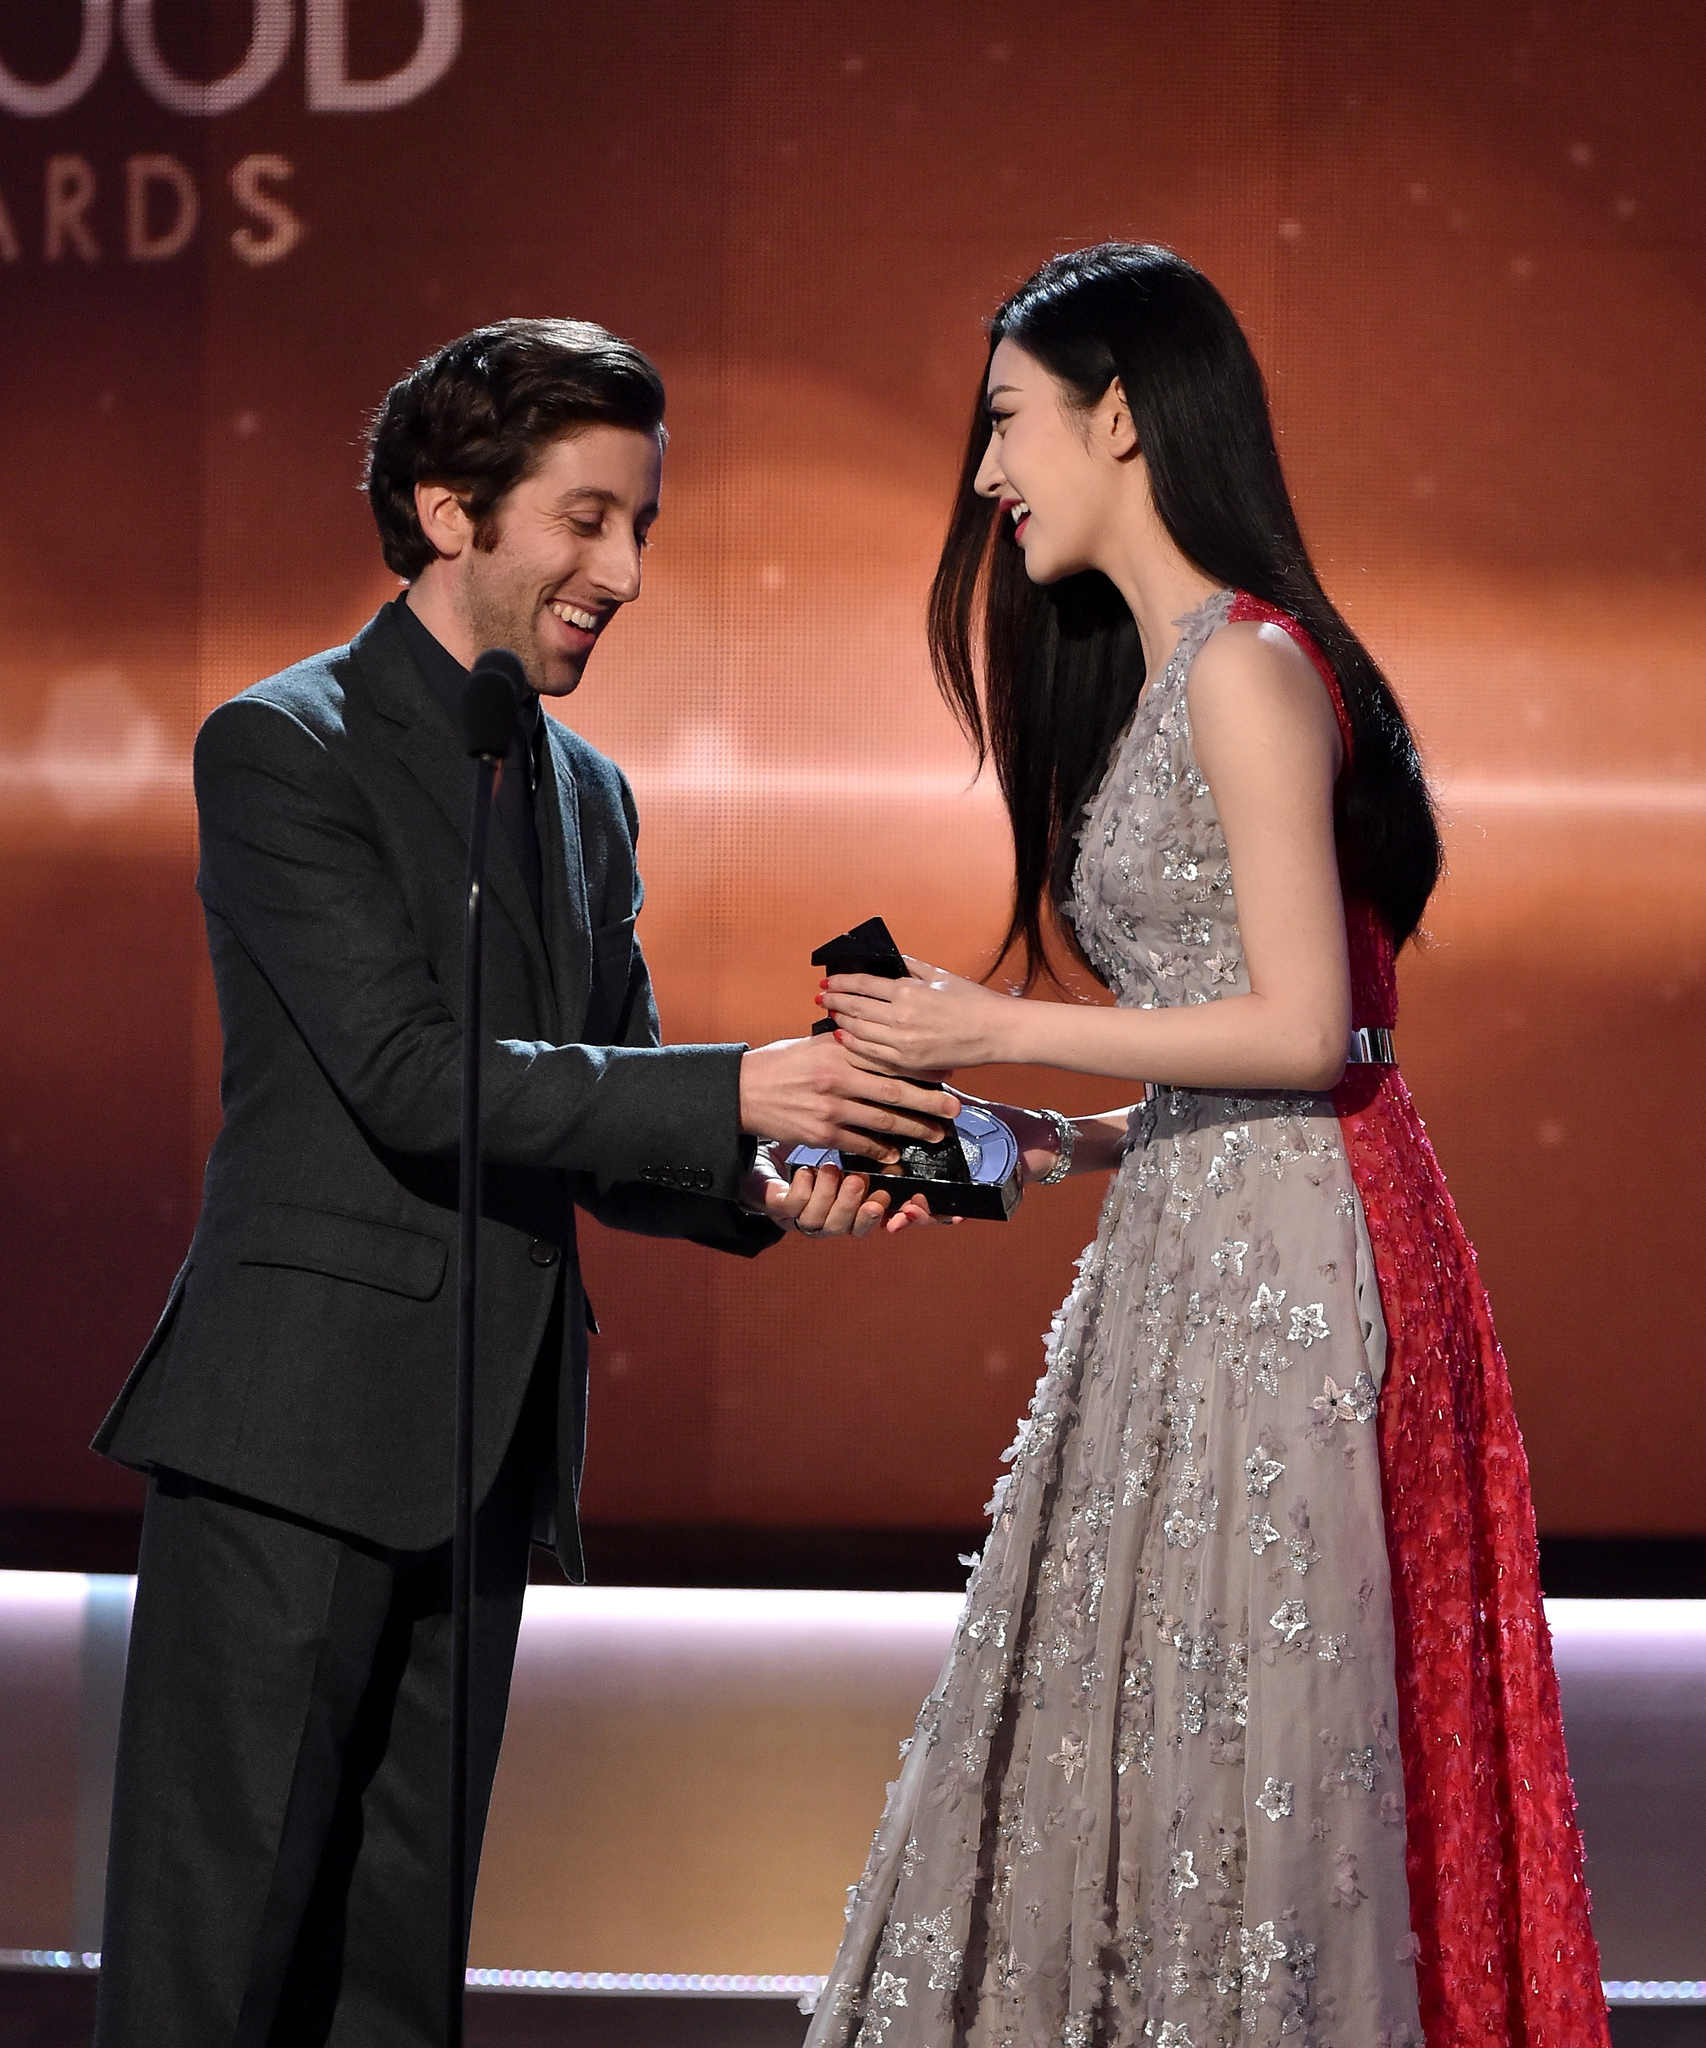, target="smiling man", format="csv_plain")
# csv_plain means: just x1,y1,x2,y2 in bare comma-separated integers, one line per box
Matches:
89,320,957,2048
